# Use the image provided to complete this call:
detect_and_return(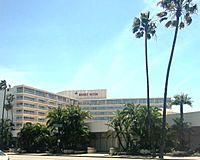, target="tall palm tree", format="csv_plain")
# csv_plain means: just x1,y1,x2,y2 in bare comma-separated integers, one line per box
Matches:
0,80,7,149
5,94,15,121
132,11,156,150
171,93,192,150
0,80,7,121
156,0,197,158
